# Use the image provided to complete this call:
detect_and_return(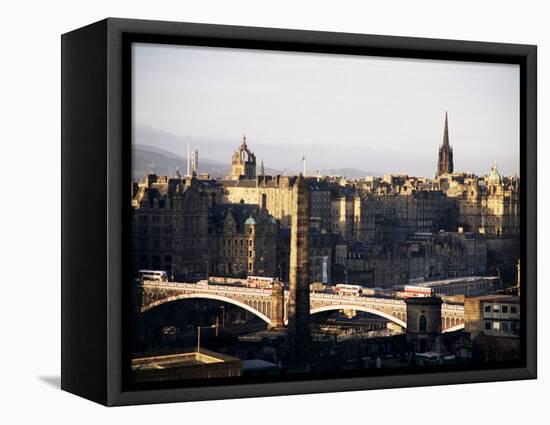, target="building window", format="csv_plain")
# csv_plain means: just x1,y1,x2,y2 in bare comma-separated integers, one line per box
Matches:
501,305,508,314
484,305,491,314
510,306,517,314
484,321,491,331
502,321,509,332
